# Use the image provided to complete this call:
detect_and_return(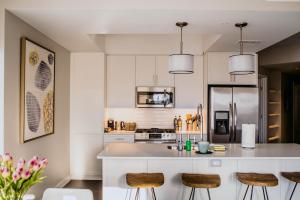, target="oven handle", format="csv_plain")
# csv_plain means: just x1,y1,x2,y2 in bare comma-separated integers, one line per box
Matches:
135,140,176,144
